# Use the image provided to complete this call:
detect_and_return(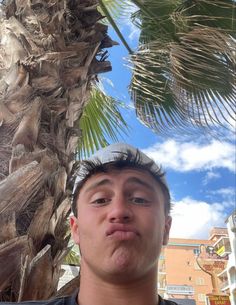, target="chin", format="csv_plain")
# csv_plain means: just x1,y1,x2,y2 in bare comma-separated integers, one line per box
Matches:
105,254,143,281
111,247,136,269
